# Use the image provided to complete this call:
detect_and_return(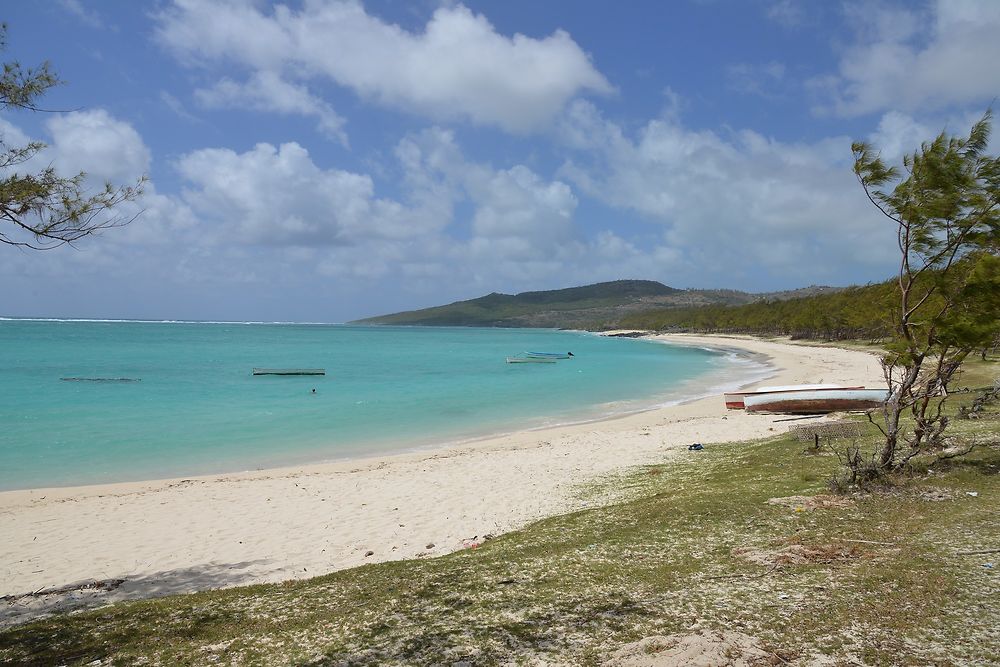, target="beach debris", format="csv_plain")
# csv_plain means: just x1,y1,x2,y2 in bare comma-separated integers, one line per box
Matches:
966,491,979,497
364,550,374,557
425,543,435,549
1,578,126,604
687,443,704,451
